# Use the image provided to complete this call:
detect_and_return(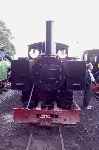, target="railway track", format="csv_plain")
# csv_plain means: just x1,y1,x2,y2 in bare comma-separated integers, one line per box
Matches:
25,126,65,150
0,90,99,150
